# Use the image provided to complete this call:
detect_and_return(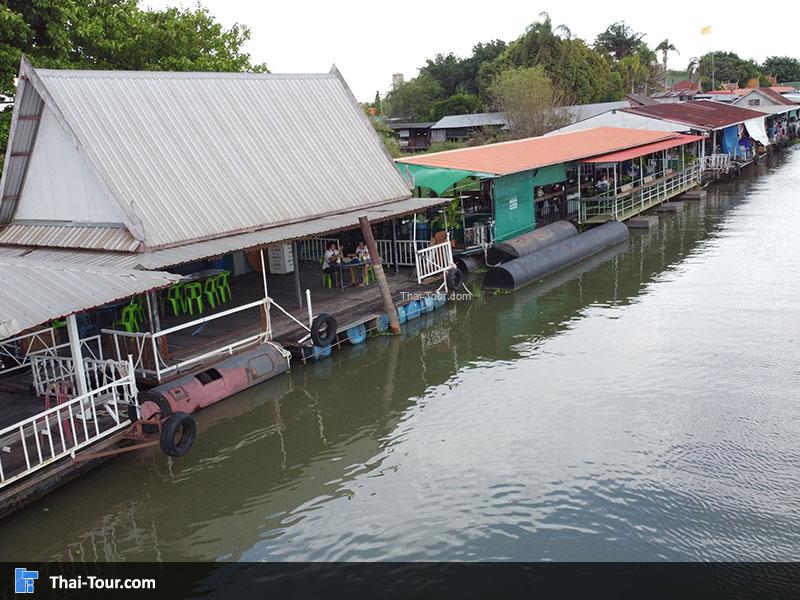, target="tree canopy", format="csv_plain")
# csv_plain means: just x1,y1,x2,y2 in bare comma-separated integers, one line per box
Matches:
762,56,800,83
